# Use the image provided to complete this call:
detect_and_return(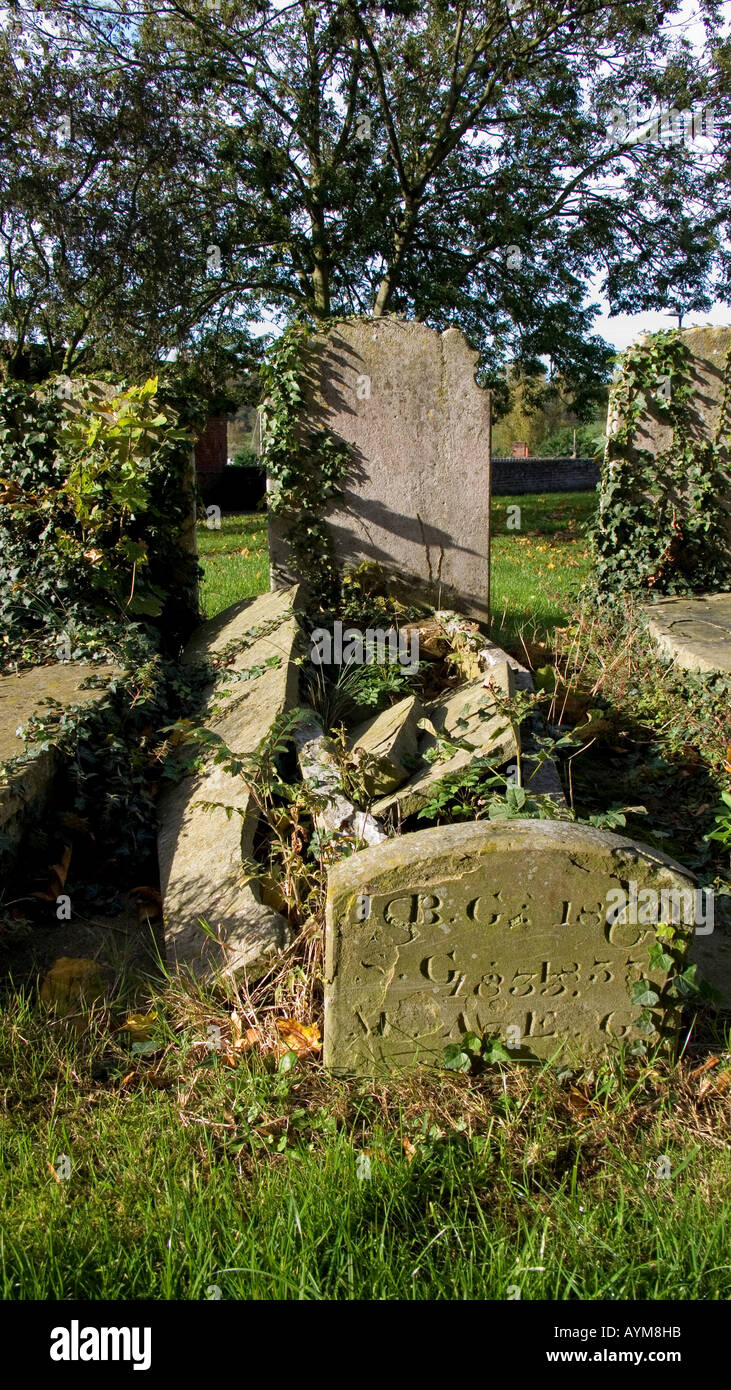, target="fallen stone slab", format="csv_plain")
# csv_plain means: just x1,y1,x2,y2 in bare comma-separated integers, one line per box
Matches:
0,661,122,874
158,587,300,983
371,662,518,821
324,819,697,1073
348,695,423,797
643,592,731,675
478,637,569,809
